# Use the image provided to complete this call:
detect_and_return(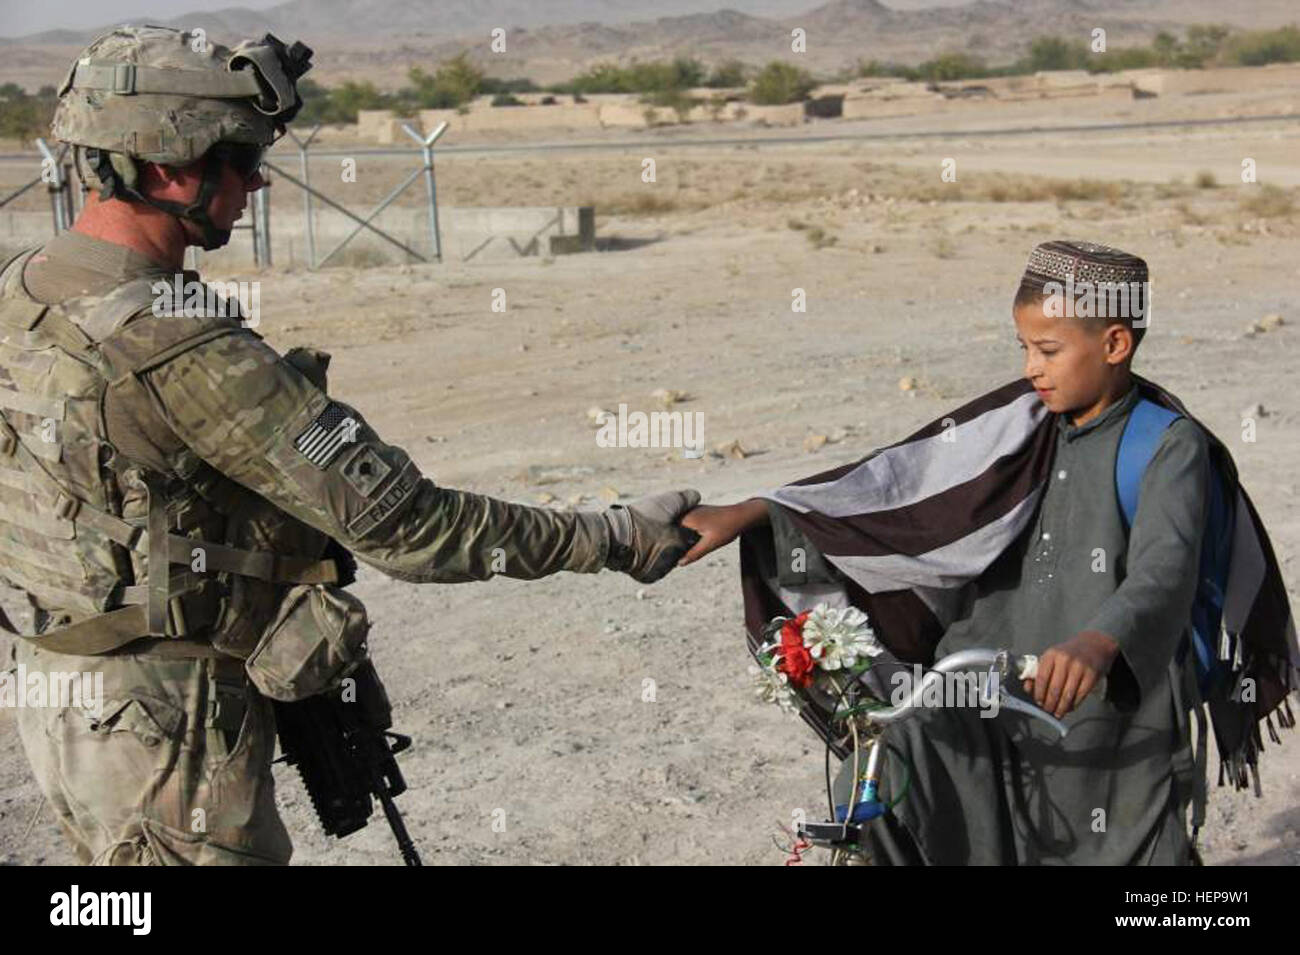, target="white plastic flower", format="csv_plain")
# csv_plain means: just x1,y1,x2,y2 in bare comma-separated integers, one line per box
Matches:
802,605,881,671
749,661,800,714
